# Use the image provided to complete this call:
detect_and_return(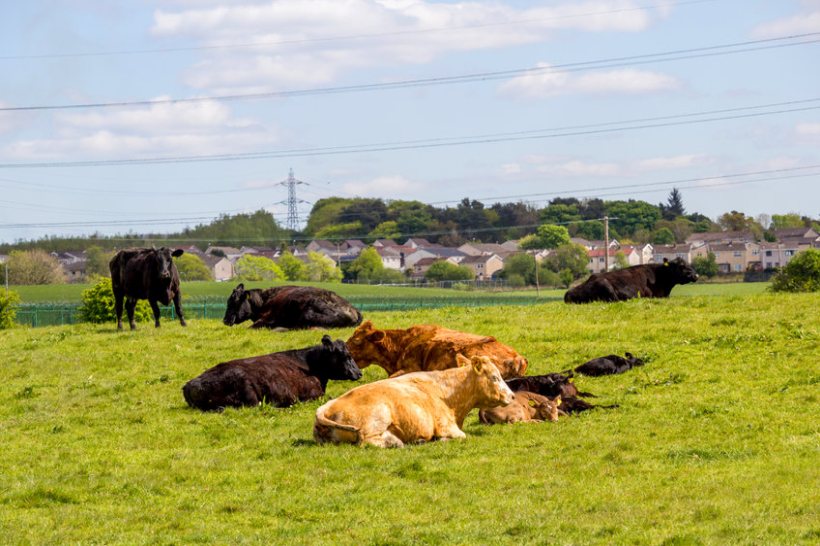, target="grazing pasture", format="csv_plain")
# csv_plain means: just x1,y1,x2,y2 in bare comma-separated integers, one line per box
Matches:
0,293,817,544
